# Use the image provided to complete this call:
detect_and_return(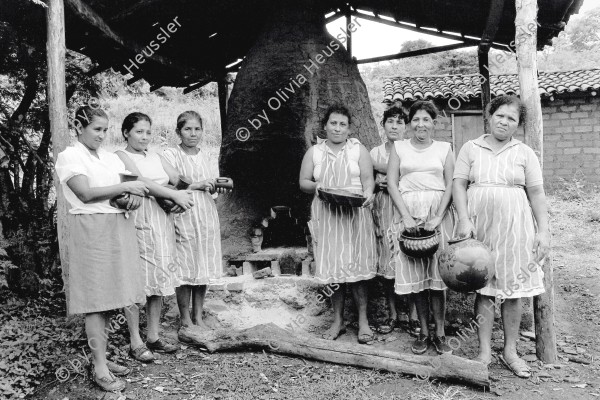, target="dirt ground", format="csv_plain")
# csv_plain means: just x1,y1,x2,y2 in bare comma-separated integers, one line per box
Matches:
28,194,600,400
